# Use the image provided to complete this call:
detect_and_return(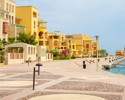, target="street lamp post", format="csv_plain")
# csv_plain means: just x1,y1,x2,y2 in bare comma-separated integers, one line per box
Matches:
95,35,99,71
